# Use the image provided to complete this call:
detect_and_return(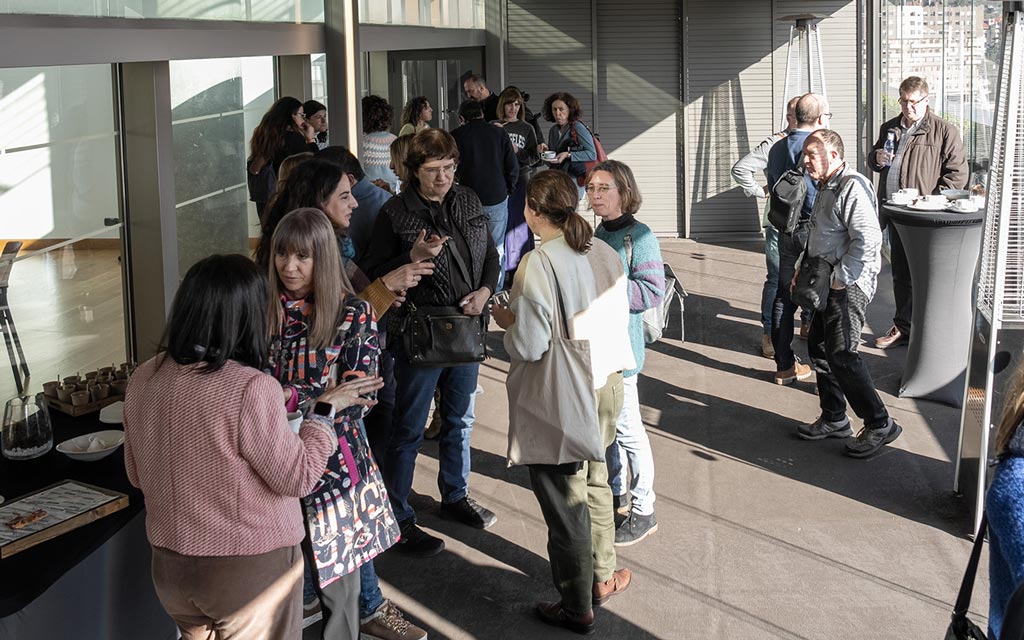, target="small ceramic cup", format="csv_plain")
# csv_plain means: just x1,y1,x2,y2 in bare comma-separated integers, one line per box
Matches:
57,386,74,403
70,390,90,407
85,371,99,381
42,381,61,398
91,383,110,402
63,375,80,386
111,379,128,395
